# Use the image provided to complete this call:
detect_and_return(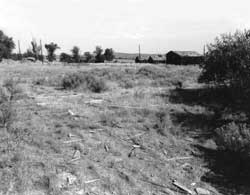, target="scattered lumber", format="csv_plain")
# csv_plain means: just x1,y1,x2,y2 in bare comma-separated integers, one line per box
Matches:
64,139,84,144
172,180,194,195
166,156,192,161
84,179,100,184
195,187,210,195
104,144,109,152
68,133,77,138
